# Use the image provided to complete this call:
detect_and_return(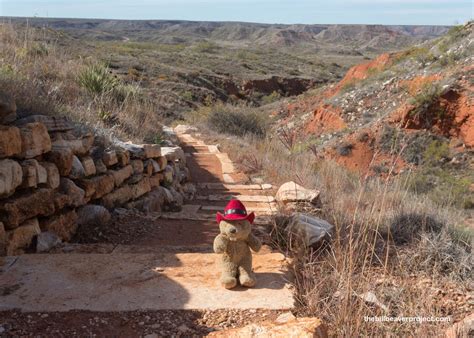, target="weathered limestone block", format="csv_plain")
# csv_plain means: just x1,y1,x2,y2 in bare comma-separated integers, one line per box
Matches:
143,160,153,176
149,173,163,188
101,185,133,209
163,165,174,185
46,146,74,176
161,146,185,164
125,188,166,213
41,162,60,189
131,177,152,199
275,181,321,205
69,155,85,179
18,122,52,159
36,231,62,253
102,150,118,167
14,115,74,132
5,218,41,255
58,178,85,207
0,222,6,255
144,159,160,174
51,134,93,157
130,159,144,174
0,159,23,197
0,125,21,158
78,174,114,200
40,209,78,242
20,159,47,188
77,205,111,227
126,174,143,185
80,156,96,177
109,165,133,187
156,156,168,171
142,144,161,158
94,159,107,174
116,150,130,166
114,141,160,159
0,189,55,229
0,92,17,124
